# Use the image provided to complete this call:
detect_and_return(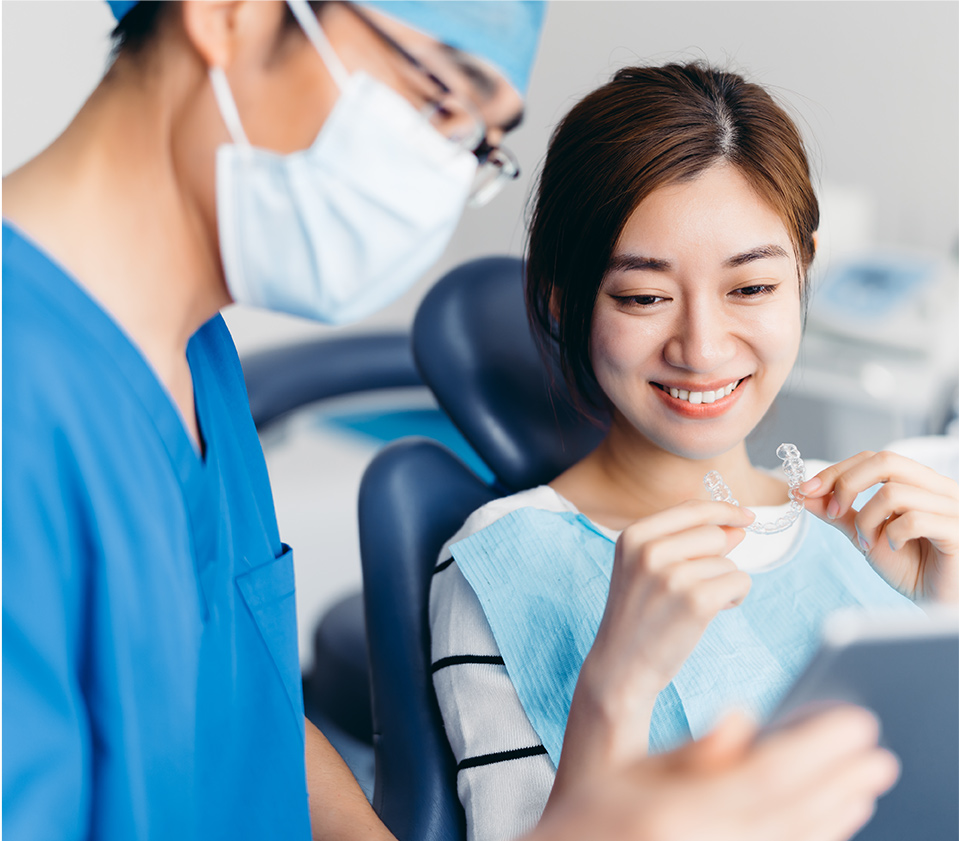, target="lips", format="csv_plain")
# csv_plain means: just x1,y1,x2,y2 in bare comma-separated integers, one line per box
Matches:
653,378,743,405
